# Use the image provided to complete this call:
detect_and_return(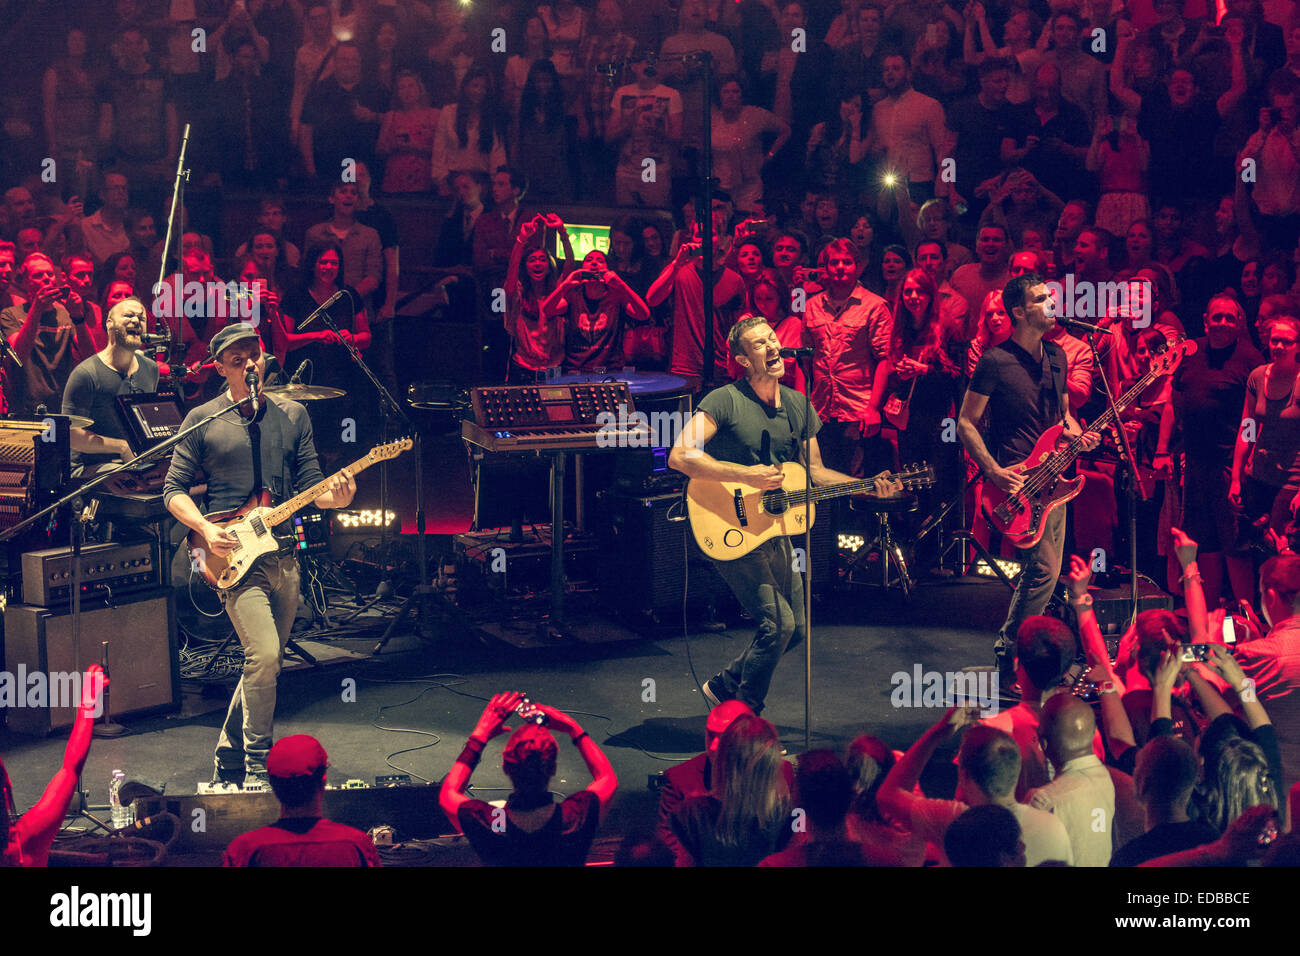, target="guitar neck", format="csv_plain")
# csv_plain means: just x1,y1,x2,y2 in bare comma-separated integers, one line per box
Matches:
264,451,377,526
1051,366,1161,469
780,472,909,506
